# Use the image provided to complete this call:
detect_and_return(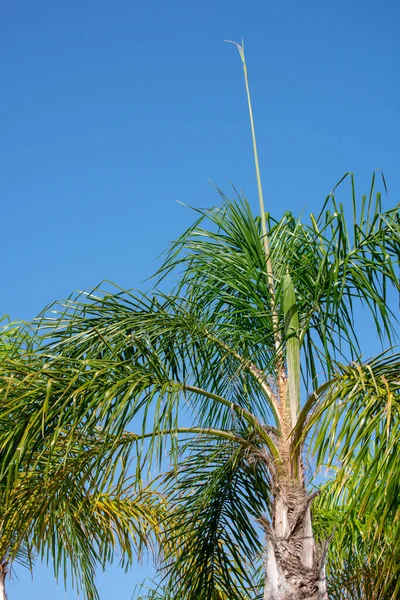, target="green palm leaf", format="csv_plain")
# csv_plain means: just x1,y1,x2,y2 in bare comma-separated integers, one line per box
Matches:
0,425,166,600
147,437,269,600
